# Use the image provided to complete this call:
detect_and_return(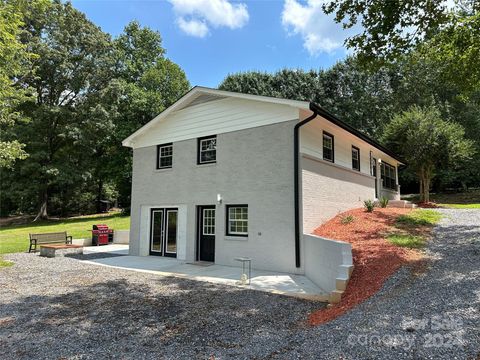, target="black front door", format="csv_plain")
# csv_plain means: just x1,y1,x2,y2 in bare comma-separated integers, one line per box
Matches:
198,205,215,262
150,208,177,257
